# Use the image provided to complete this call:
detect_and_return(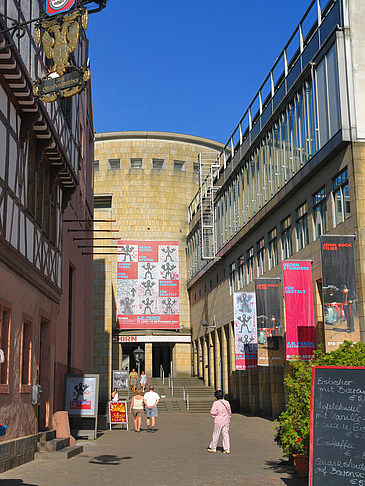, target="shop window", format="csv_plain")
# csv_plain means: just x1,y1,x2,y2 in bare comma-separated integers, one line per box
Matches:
0,304,11,391
256,238,265,277
246,247,254,283
333,167,350,225
237,255,245,289
313,187,327,239
296,203,309,251
281,216,292,260
229,263,236,295
268,228,278,269
21,321,32,390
